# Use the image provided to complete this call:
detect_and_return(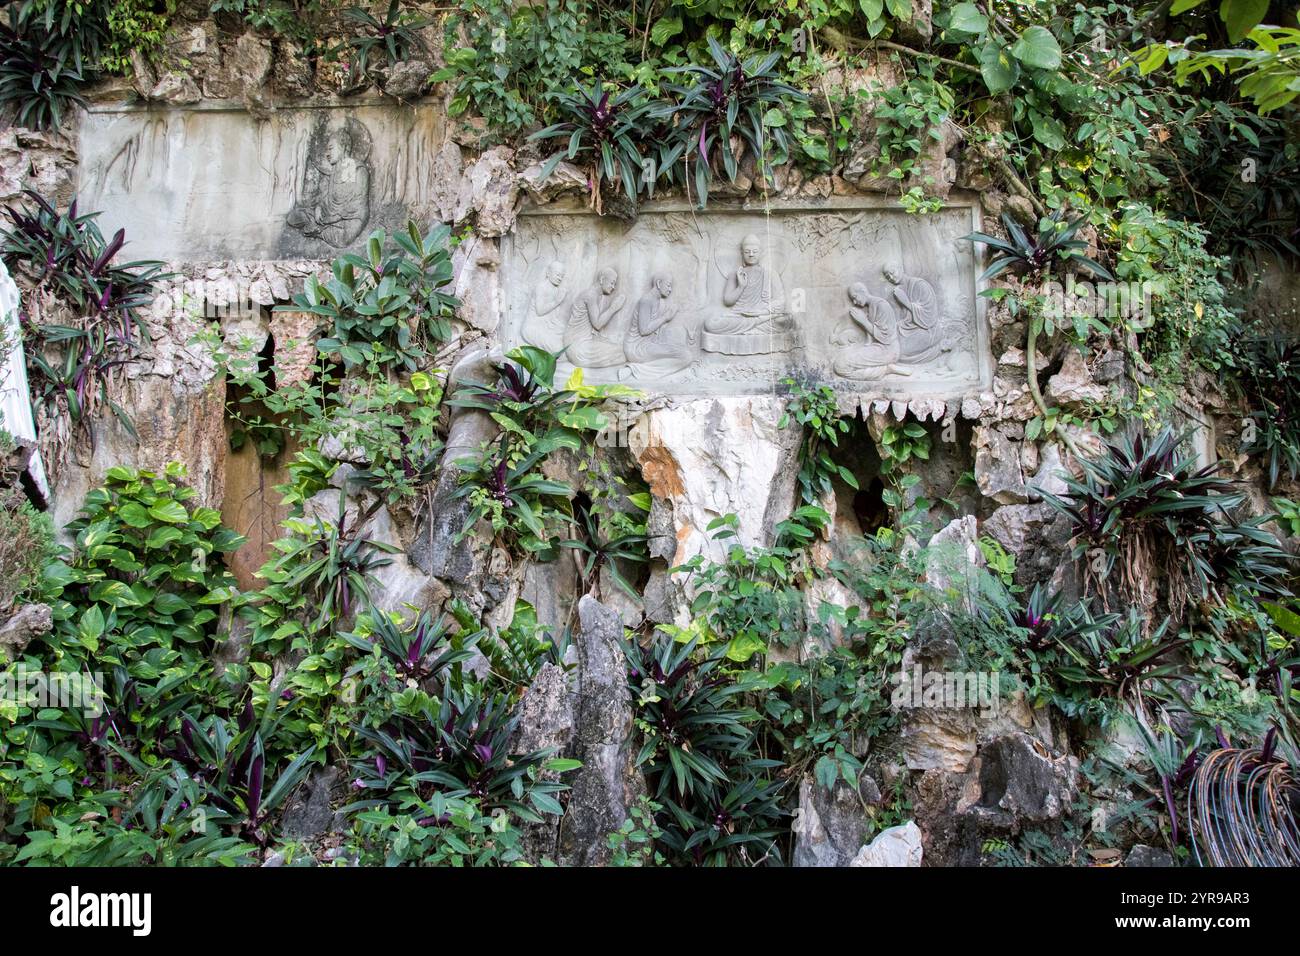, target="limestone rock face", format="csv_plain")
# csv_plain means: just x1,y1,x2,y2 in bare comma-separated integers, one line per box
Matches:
849,821,924,867
281,767,344,841
513,596,643,865
967,732,1079,827
430,141,464,223
973,425,1028,504
924,515,983,601
0,128,77,206
0,603,53,655
792,774,882,867
981,502,1076,591
557,596,644,865
628,397,800,568
455,146,519,237
1046,349,1107,407
149,71,203,105
910,731,1078,865
898,632,980,773
518,159,588,204
410,348,499,603
511,662,575,861
50,364,227,534
203,31,274,111
379,59,432,99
